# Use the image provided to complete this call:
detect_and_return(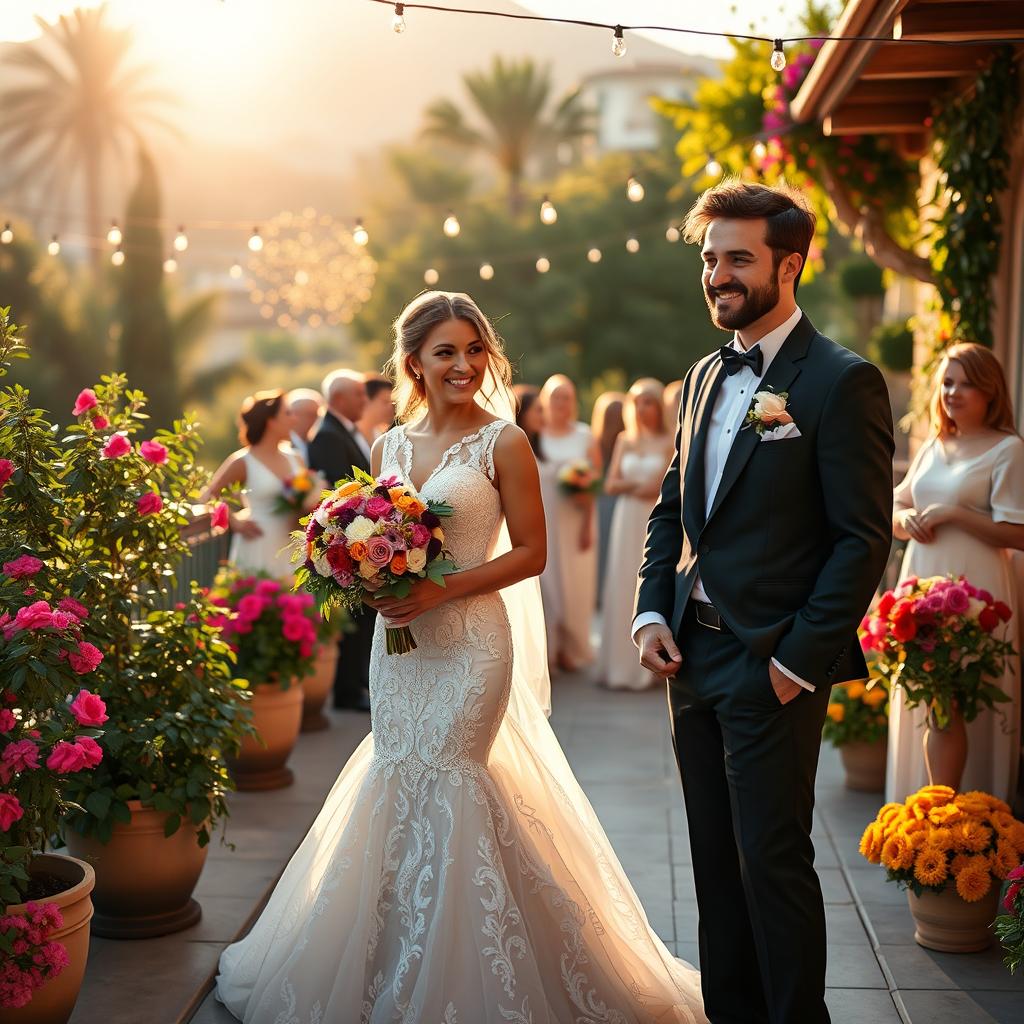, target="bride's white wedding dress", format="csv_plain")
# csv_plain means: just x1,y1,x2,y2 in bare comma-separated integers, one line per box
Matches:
216,418,704,1023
